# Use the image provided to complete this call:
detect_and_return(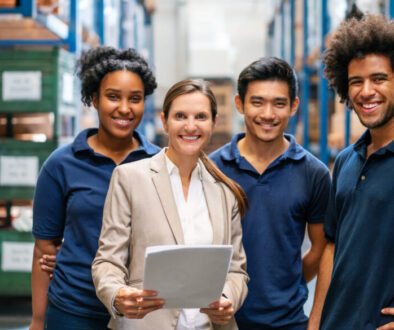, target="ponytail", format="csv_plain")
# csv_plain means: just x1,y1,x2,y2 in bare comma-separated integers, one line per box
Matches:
200,152,248,218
